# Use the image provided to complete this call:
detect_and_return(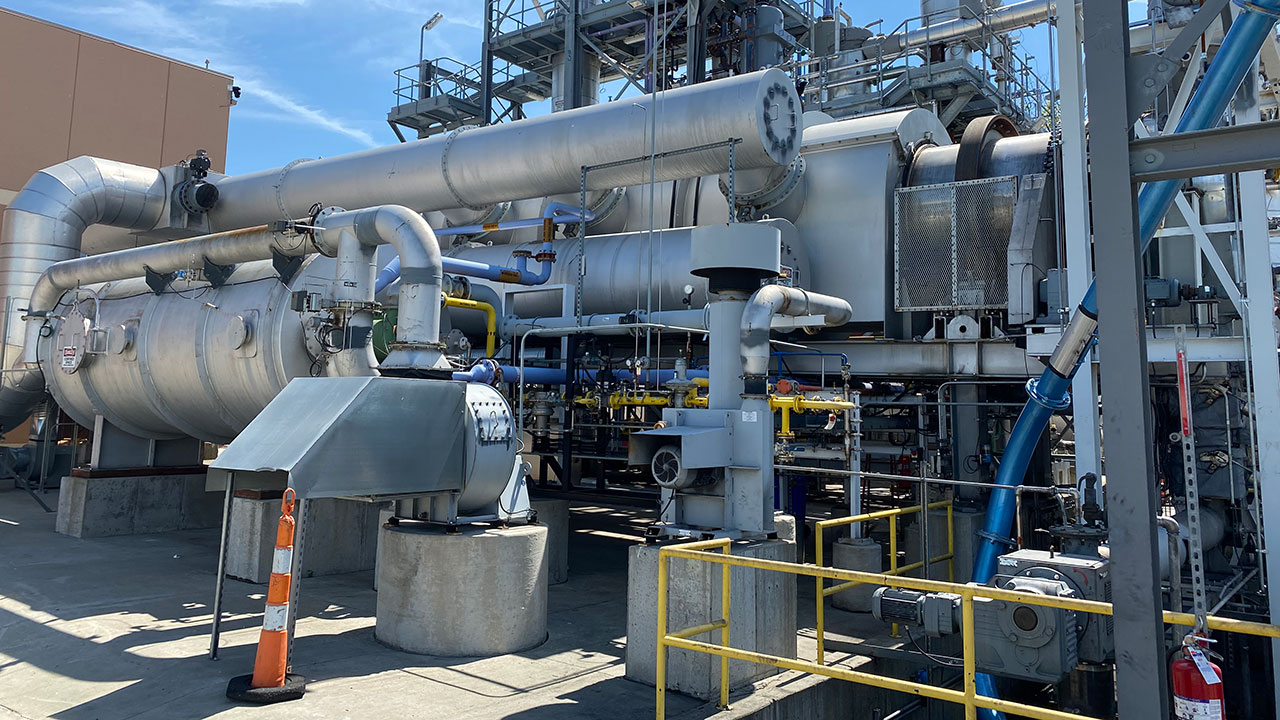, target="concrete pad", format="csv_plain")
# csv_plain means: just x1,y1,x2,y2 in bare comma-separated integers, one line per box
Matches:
55,473,219,538
626,538,798,700
0,489,919,720
531,498,570,584
225,496,381,584
829,537,882,612
376,523,548,656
